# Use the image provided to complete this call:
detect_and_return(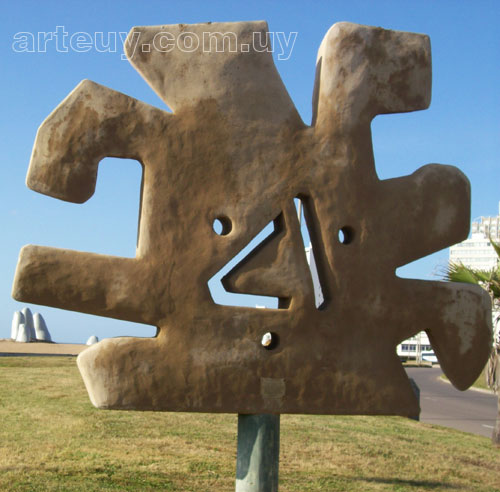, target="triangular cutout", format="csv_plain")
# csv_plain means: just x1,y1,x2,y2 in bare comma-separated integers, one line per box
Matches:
208,199,327,310
207,220,280,308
